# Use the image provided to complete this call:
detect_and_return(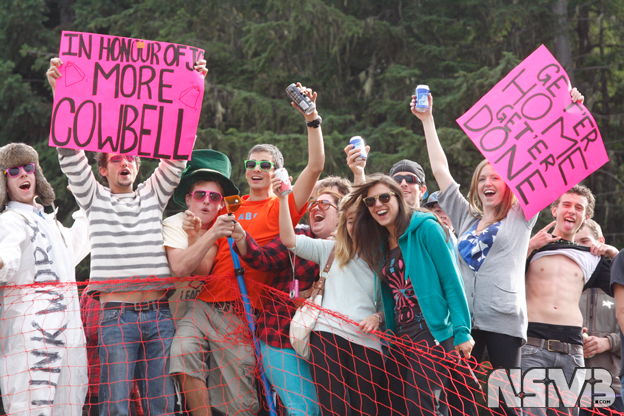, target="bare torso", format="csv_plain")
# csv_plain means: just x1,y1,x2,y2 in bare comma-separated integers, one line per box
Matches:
526,255,585,326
